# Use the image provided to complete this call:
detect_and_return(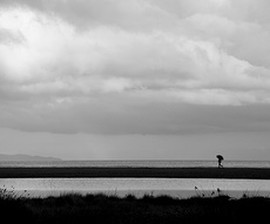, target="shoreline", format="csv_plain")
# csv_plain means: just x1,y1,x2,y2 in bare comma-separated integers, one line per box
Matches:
1,167,270,179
